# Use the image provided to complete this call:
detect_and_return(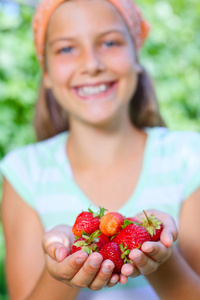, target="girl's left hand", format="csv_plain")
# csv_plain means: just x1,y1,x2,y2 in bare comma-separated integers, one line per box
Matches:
120,209,178,278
